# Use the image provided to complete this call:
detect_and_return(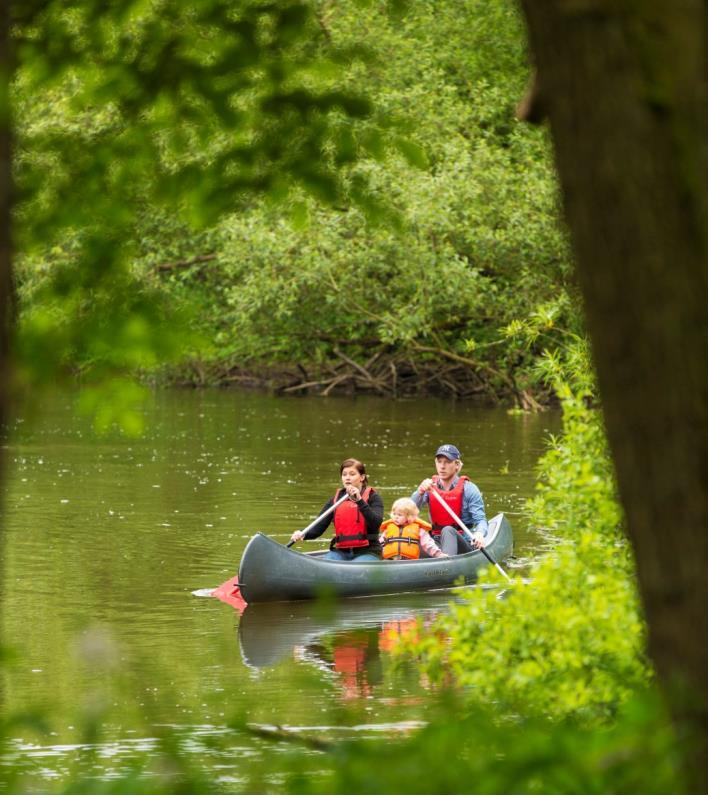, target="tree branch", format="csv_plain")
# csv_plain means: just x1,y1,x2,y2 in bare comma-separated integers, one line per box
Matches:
155,253,217,273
